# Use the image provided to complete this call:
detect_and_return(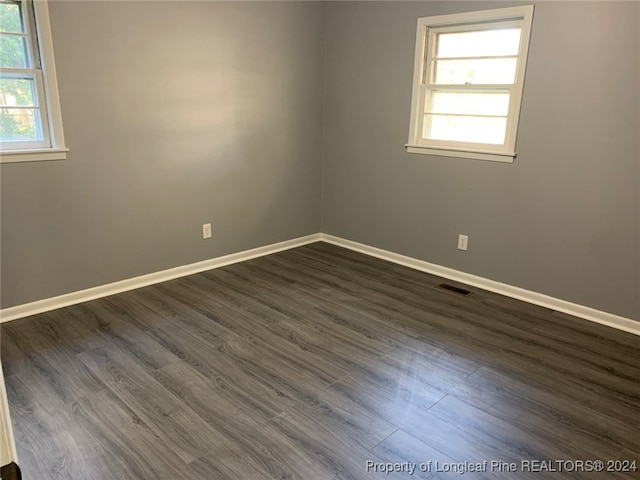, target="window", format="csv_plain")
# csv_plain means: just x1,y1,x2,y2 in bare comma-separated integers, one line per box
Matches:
406,6,534,163
0,0,66,163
